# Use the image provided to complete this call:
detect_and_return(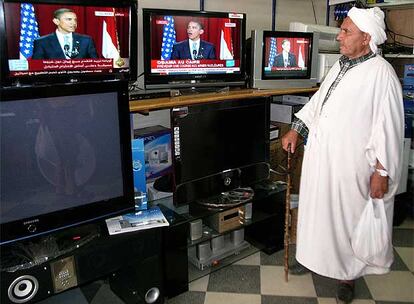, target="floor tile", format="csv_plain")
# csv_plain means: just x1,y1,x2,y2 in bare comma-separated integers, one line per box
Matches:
260,245,296,266
262,295,318,304
318,298,375,304
207,265,261,294
189,275,210,292
166,291,205,304
394,247,414,272
396,217,414,229
204,292,261,304
311,274,371,299
391,248,411,271
234,252,260,265
392,229,414,247
364,271,414,302
261,265,317,297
